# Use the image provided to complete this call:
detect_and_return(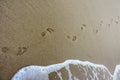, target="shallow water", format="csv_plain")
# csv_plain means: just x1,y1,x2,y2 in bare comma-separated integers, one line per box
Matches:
11,60,120,80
